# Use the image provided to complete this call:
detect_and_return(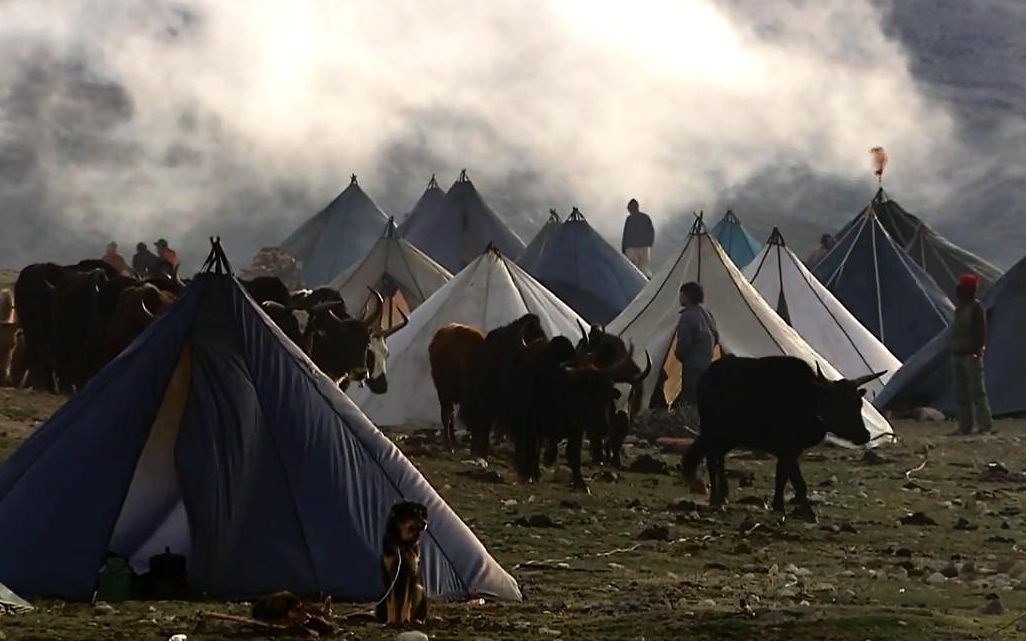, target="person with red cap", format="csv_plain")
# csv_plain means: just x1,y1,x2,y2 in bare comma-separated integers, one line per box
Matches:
950,273,992,435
